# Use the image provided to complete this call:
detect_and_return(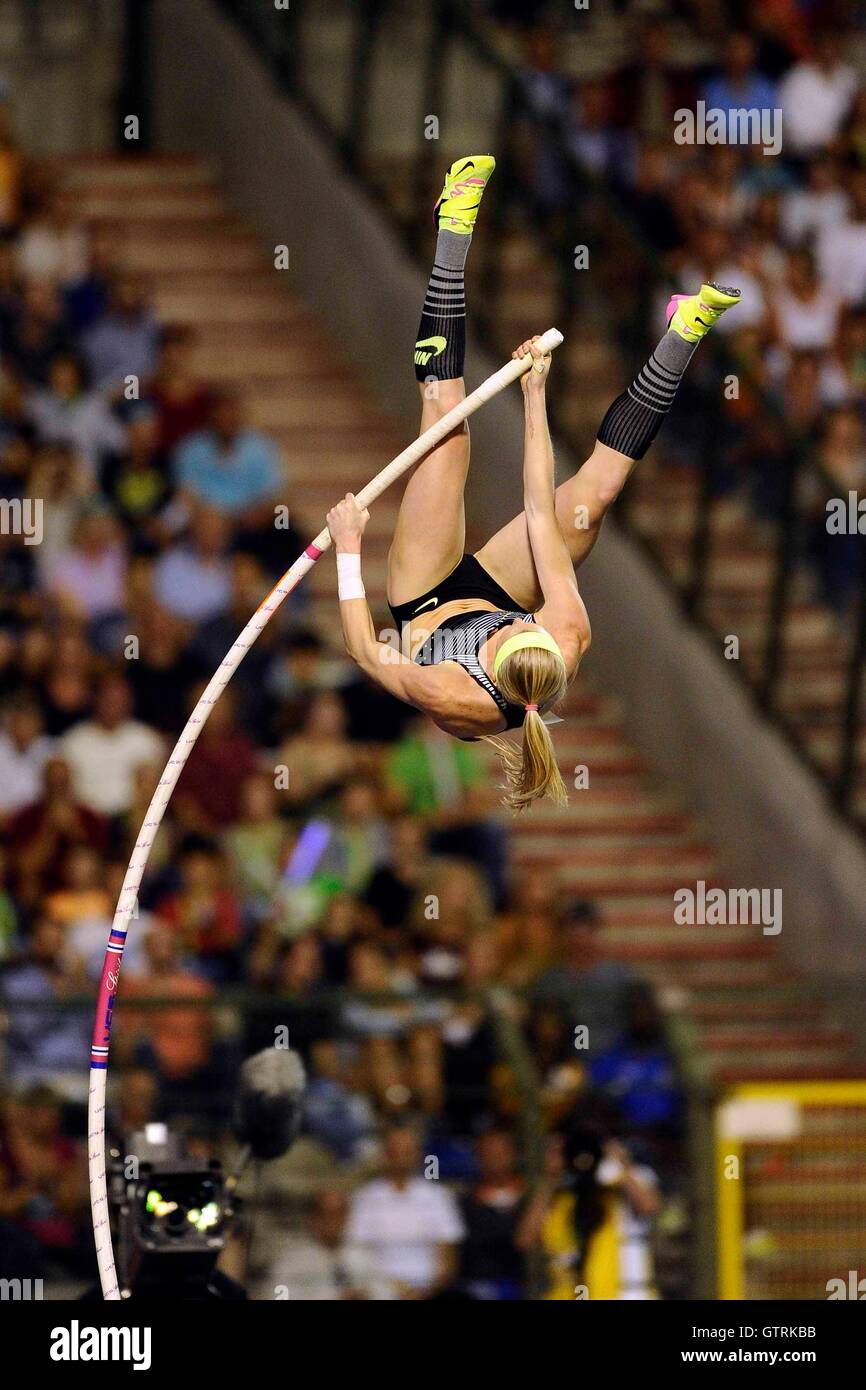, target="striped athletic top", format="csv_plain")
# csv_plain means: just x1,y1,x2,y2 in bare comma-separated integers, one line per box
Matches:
413,608,535,730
